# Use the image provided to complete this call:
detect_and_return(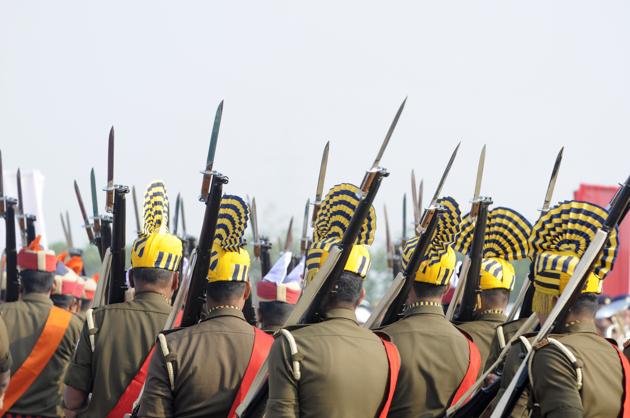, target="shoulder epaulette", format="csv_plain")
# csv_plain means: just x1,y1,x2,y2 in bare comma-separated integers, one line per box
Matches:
533,338,550,351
